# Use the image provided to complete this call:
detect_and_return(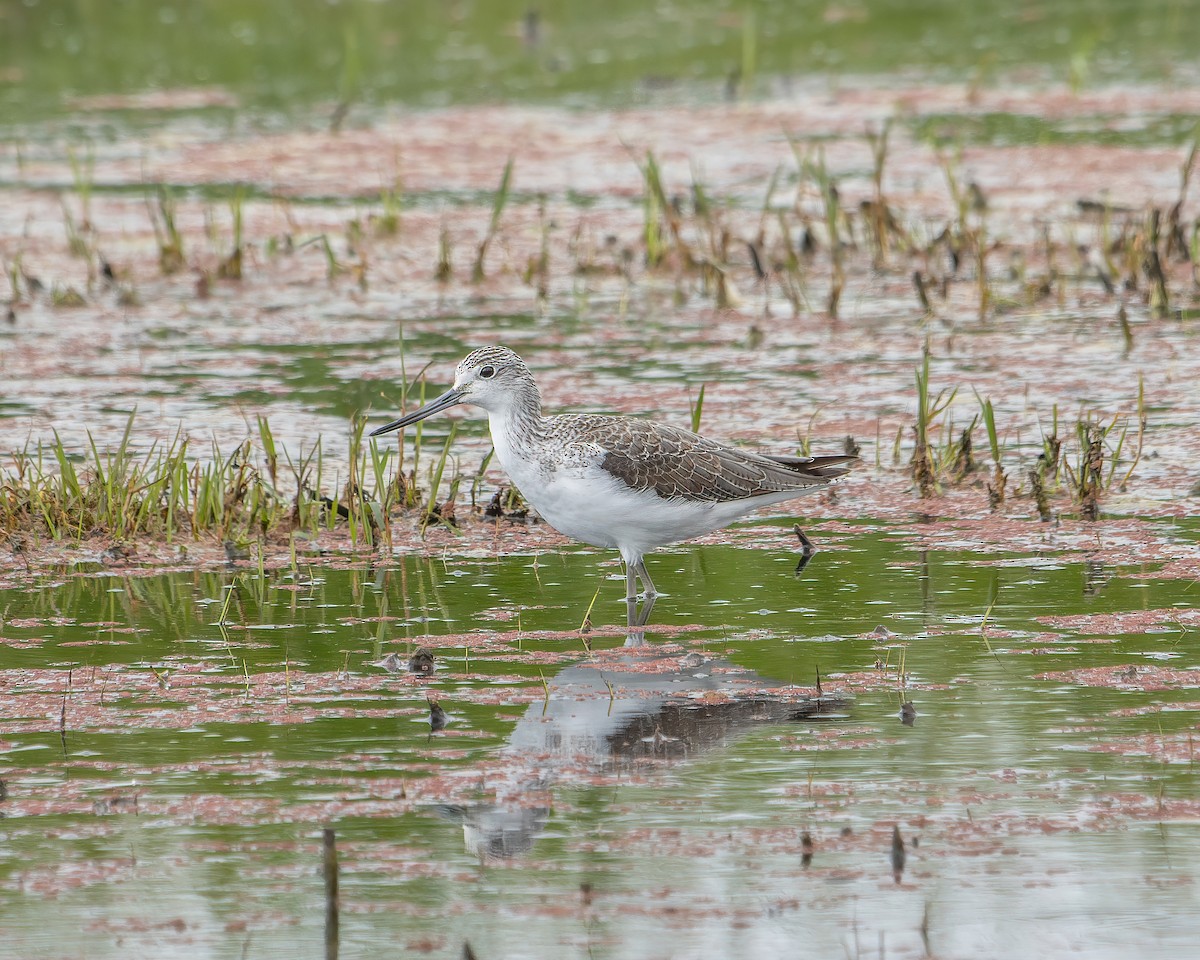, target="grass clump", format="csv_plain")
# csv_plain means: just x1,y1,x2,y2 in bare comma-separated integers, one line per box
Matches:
146,186,185,275
910,346,958,498
472,156,514,282
0,410,474,550
639,150,694,270
0,414,295,544
790,141,846,318
976,393,1006,509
